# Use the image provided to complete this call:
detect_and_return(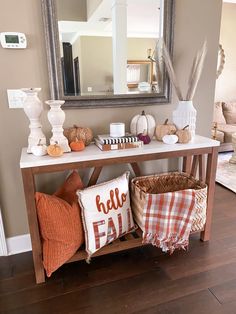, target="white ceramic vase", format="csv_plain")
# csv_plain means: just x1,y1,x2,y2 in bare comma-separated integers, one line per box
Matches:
46,100,71,152
172,100,197,138
22,88,46,153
